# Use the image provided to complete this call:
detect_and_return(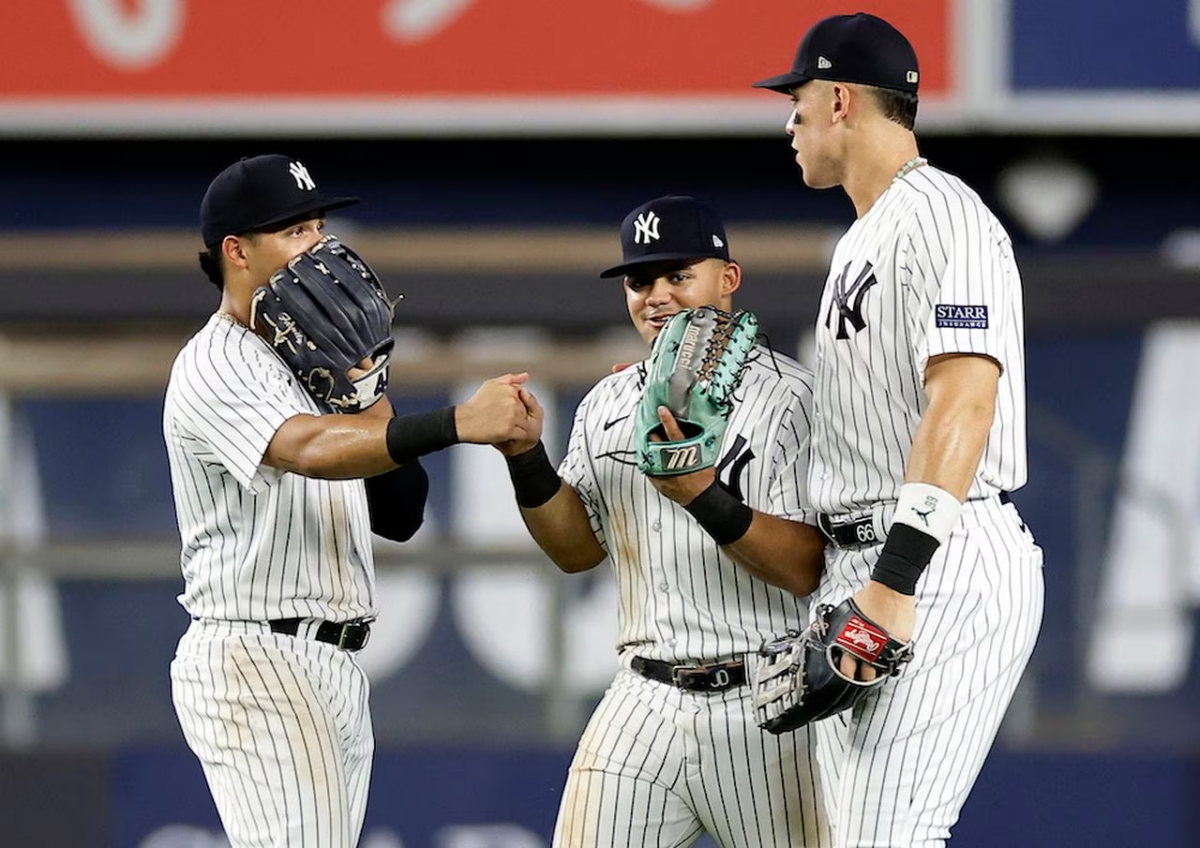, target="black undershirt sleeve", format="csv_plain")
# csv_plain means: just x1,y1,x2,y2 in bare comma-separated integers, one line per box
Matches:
364,458,430,542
